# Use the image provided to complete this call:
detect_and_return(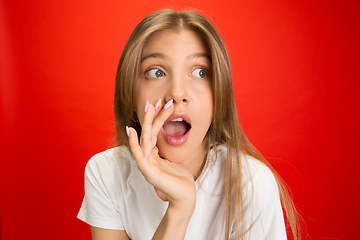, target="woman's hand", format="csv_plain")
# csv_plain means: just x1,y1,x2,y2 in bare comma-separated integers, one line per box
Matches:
127,100,196,211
